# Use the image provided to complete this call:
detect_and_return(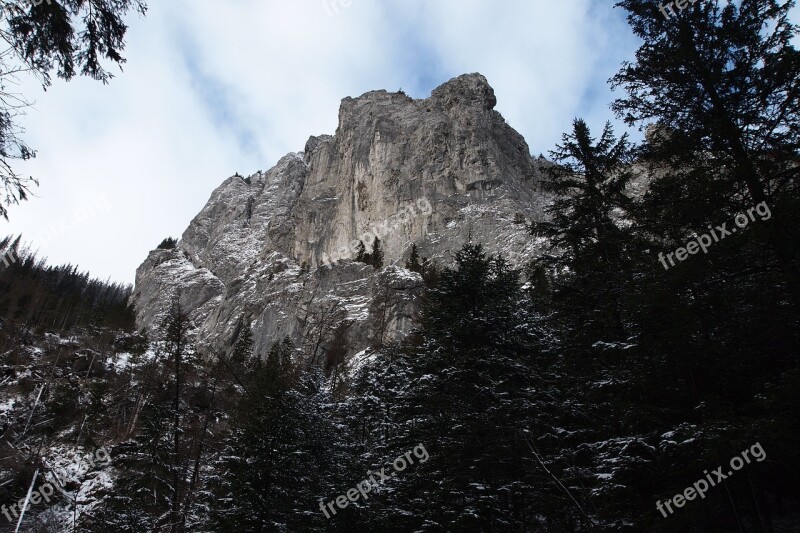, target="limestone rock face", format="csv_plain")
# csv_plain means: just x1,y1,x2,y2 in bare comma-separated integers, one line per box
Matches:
132,73,551,358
